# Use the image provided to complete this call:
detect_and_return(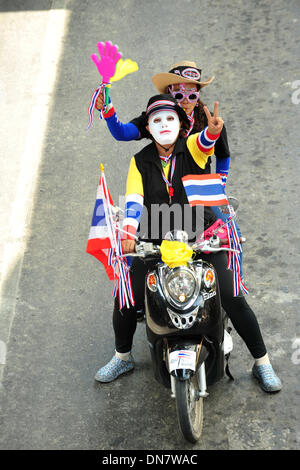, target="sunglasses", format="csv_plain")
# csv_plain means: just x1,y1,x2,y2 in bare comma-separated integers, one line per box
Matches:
169,84,200,103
